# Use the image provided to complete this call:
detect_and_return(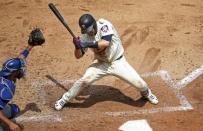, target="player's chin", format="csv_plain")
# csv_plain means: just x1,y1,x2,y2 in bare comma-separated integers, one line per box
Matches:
87,32,95,36
94,47,106,54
